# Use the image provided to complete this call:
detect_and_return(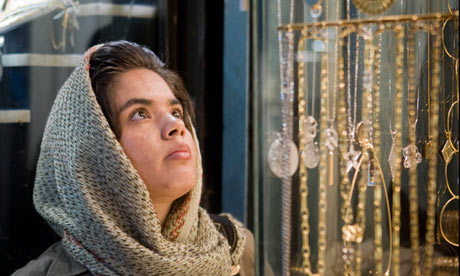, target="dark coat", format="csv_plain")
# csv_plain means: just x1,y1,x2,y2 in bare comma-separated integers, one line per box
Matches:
12,230,255,276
